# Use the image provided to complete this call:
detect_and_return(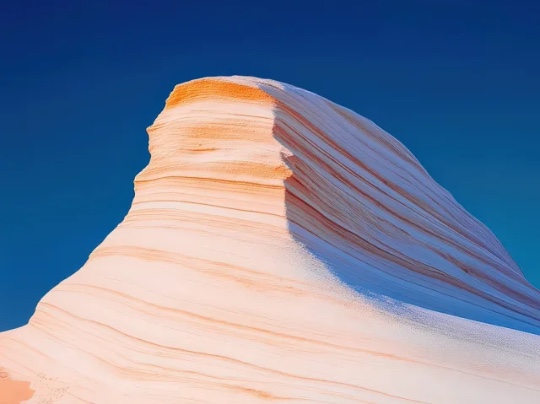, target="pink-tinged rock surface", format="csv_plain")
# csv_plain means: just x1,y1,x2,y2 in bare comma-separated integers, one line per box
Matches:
1,76,539,403
0,368,33,404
